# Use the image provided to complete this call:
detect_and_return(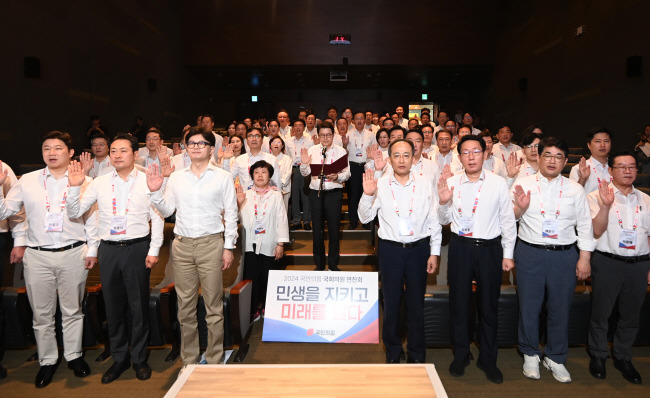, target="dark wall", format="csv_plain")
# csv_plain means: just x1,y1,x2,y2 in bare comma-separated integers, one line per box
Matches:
0,0,208,167
480,0,650,151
